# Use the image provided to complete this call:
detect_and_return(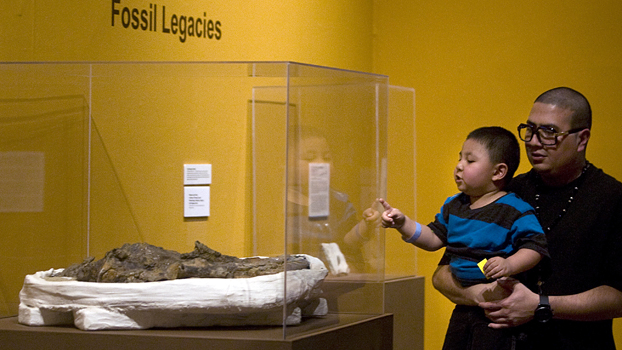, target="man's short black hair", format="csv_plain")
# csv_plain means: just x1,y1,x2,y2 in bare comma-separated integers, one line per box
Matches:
535,87,592,129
